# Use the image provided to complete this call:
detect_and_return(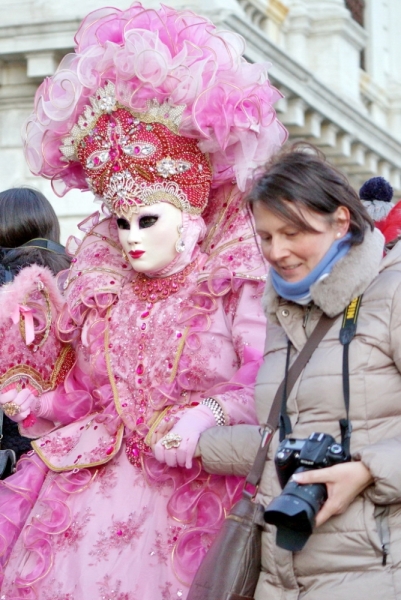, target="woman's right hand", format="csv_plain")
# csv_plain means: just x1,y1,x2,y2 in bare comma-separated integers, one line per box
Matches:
0,387,36,422
292,461,374,527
